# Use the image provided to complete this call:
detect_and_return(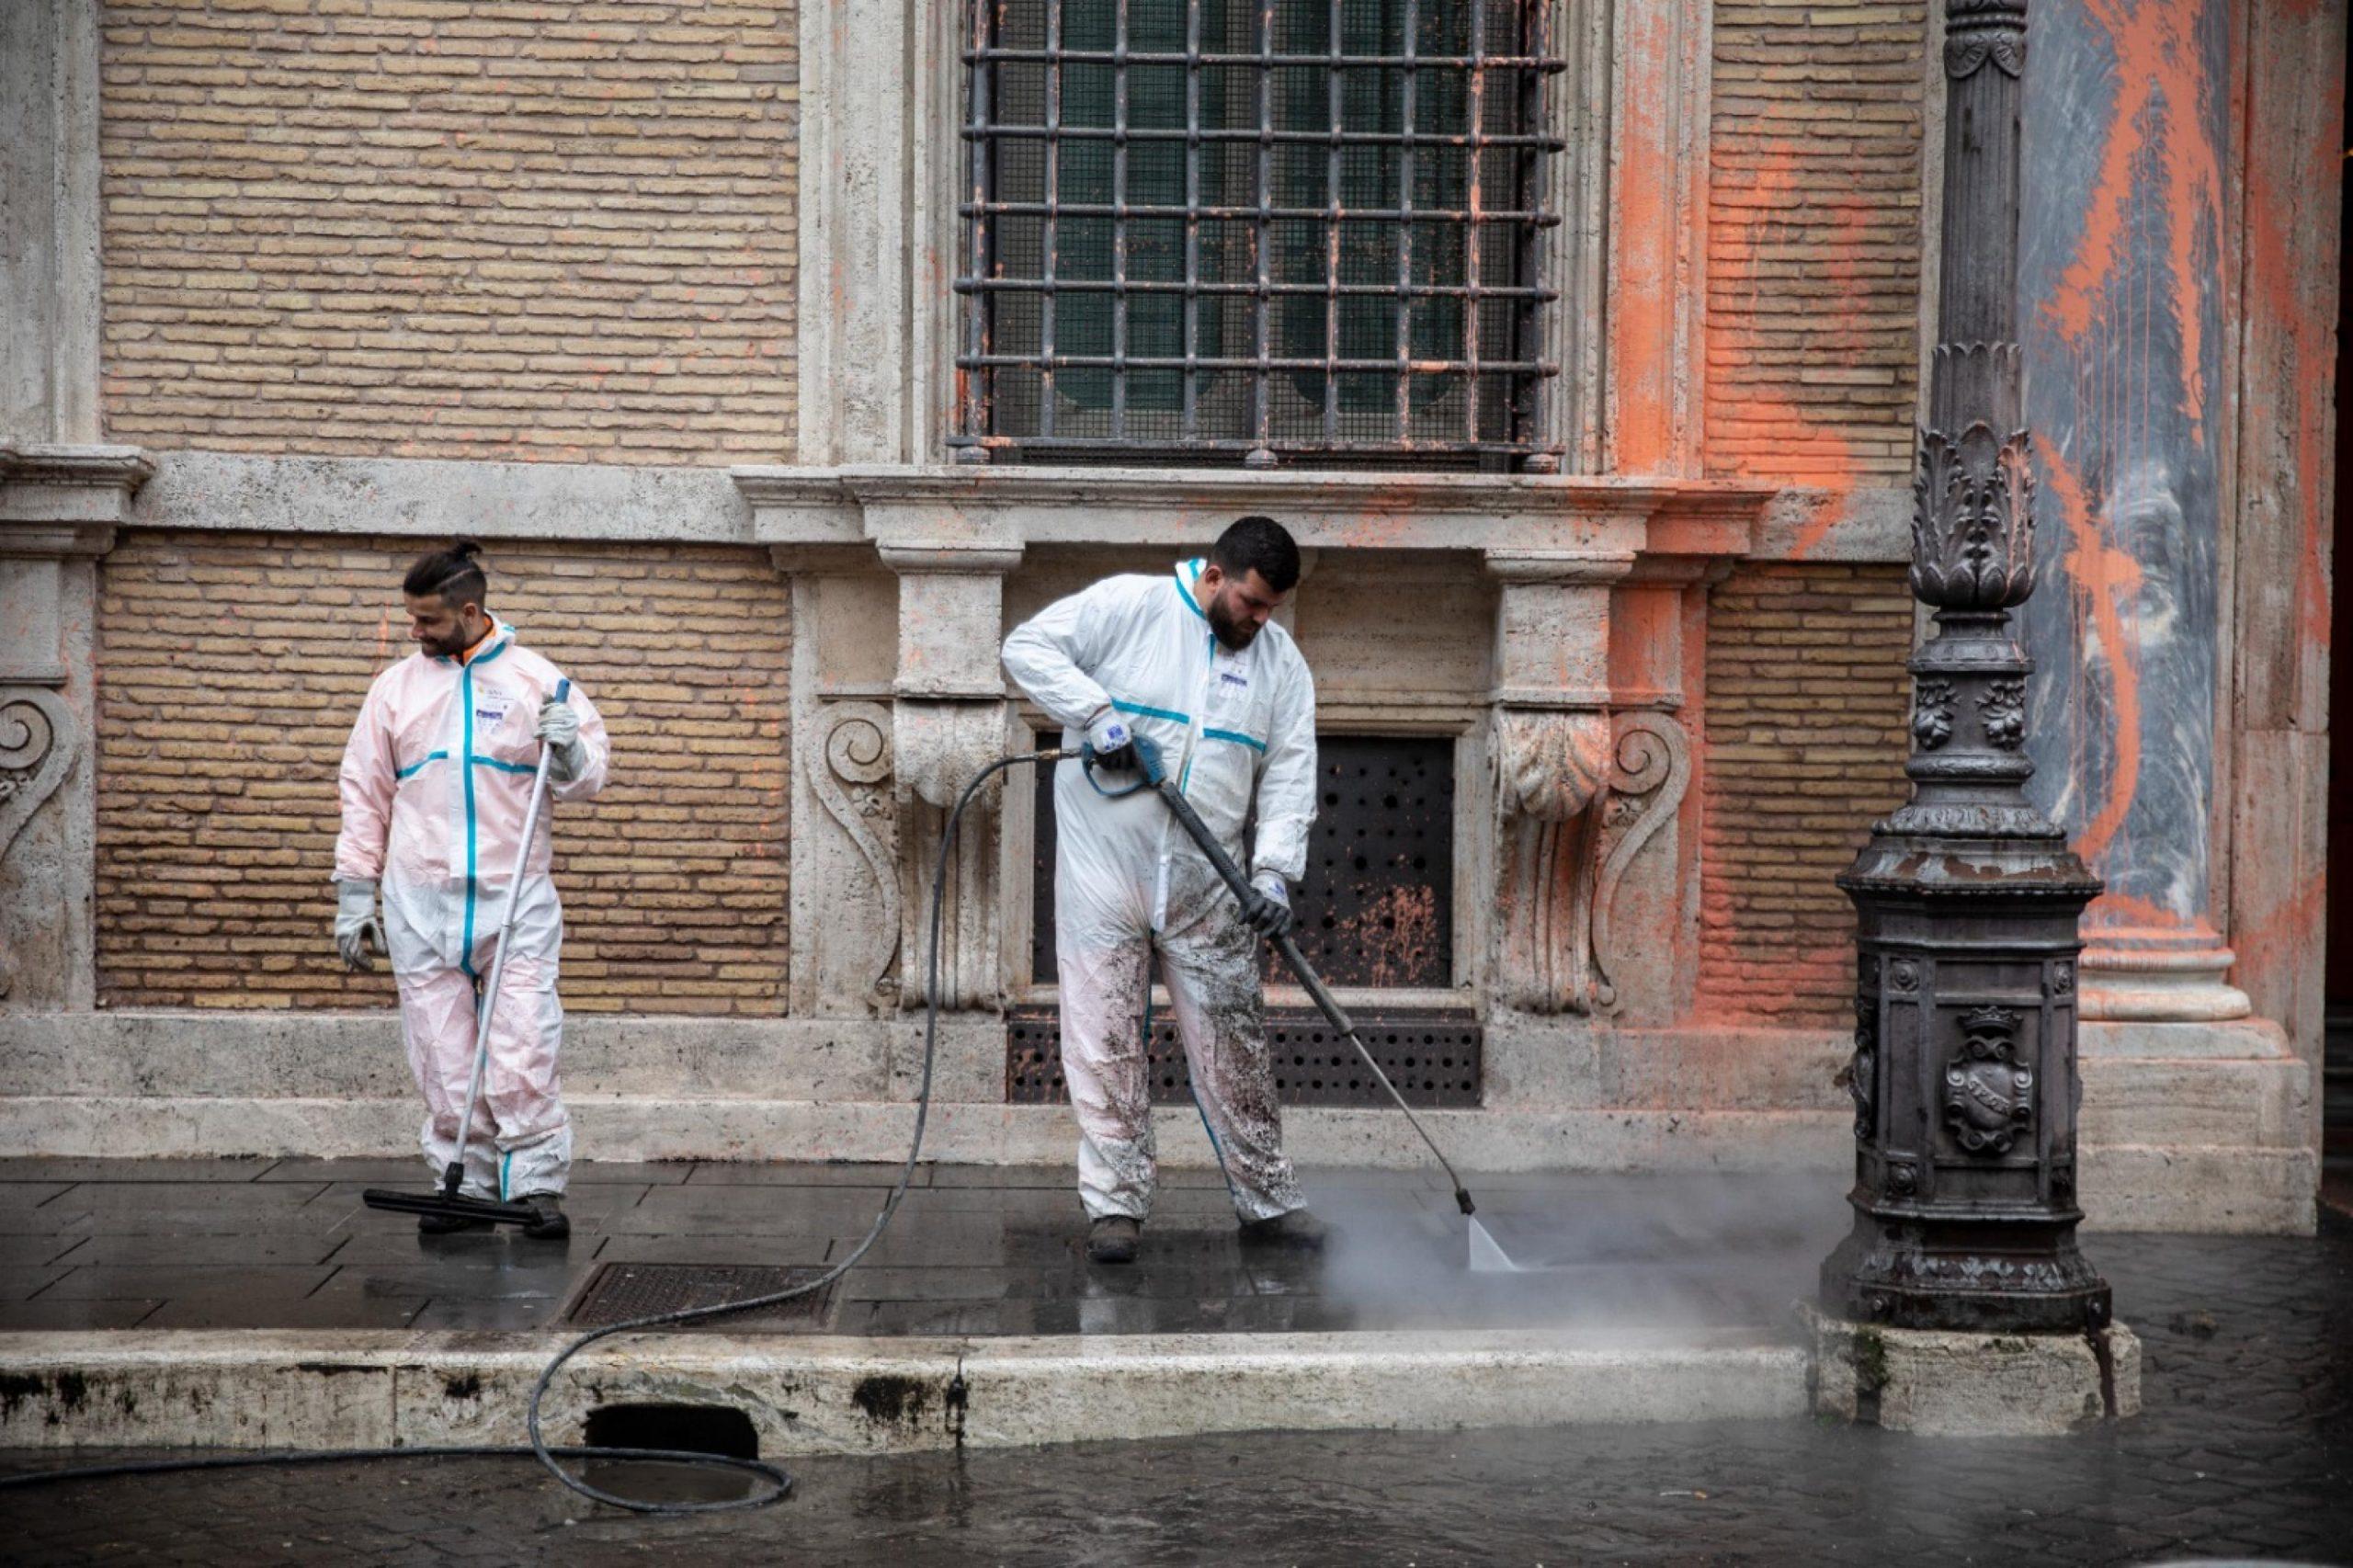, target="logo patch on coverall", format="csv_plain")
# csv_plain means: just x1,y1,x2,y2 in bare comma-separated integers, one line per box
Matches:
472,692,515,733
